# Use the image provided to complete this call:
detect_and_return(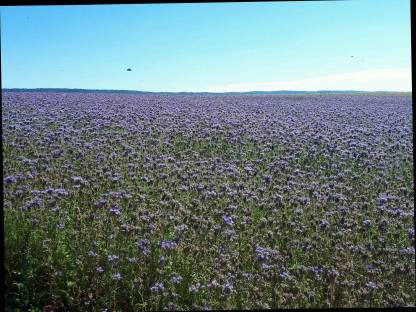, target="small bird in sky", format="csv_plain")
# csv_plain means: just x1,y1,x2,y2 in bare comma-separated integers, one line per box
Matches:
350,55,354,58
126,68,132,71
